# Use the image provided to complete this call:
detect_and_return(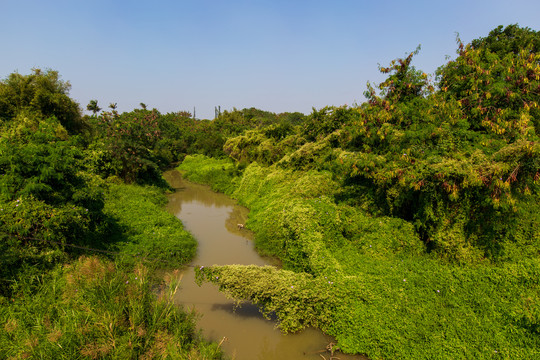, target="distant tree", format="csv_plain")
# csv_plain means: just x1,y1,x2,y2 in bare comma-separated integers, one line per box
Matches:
97,110,162,183
175,110,192,118
109,102,117,111
140,102,147,110
87,99,101,115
